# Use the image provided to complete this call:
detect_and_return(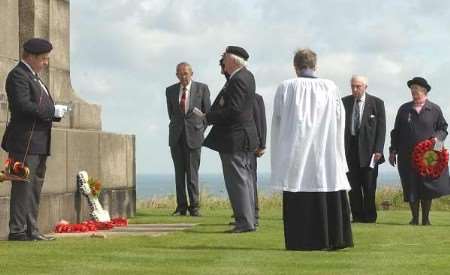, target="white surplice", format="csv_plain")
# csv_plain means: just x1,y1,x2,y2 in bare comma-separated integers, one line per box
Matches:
271,77,350,192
